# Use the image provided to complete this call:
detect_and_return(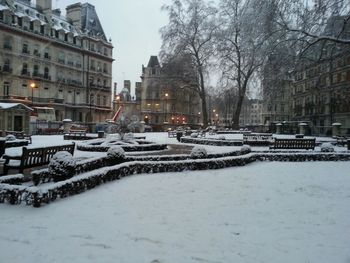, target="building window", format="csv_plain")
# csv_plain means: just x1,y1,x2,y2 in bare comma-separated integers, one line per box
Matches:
103,96,107,106
44,48,50,59
97,95,101,105
3,37,12,50
22,43,29,54
3,82,10,96
90,60,96,71
33,65,39,76
22,63,28,75
44,67,50,79
58,52,65,64
3,59,11,72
